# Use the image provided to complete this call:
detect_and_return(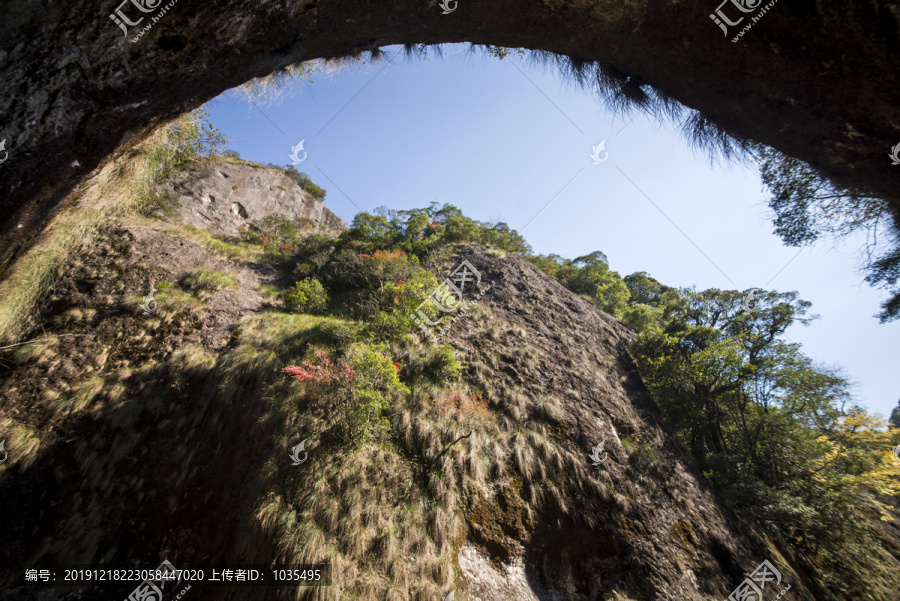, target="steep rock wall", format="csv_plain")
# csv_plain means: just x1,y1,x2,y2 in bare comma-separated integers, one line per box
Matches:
163,160,344,236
